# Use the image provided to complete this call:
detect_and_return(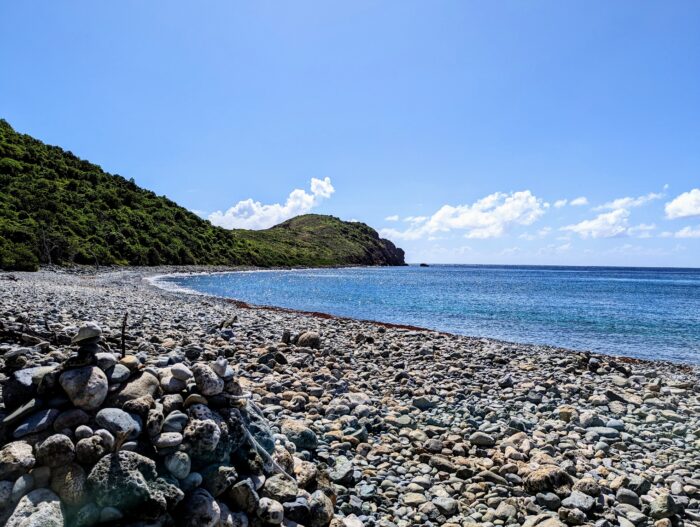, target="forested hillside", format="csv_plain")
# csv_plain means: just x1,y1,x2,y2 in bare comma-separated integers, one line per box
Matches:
0,120,405,271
